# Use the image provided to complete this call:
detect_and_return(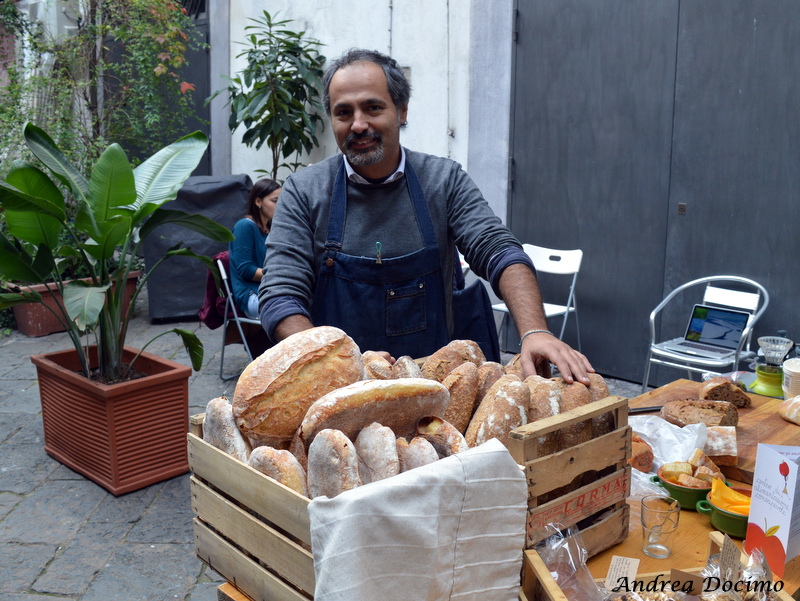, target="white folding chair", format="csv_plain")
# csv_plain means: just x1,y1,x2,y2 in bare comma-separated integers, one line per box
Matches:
217,258,262,381
492,244,583,352
641,275,769,393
